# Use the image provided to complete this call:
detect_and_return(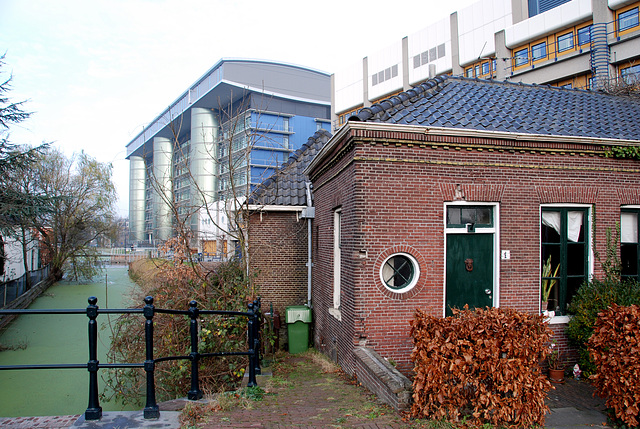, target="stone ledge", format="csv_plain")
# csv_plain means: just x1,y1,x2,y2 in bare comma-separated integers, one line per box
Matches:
353,346,412,411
